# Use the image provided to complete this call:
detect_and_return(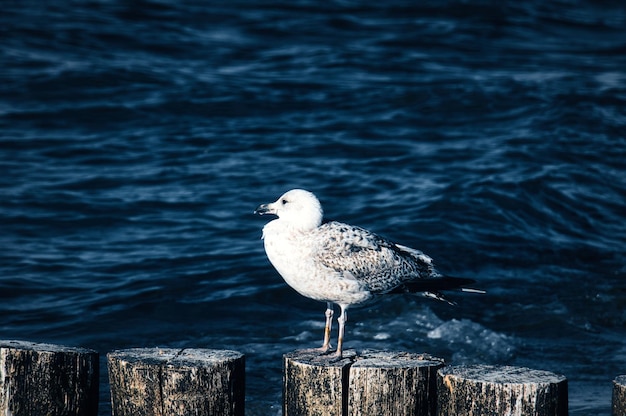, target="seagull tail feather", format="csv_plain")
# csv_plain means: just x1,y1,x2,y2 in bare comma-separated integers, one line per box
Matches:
399,276,482,292
390,276,485,304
